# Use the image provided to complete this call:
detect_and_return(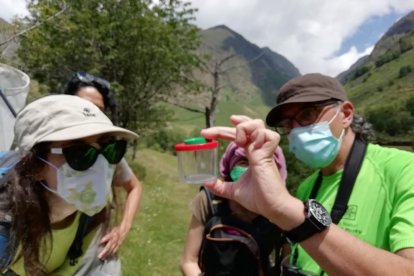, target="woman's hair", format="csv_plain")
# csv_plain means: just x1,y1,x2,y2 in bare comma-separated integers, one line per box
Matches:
219,142,288,182
10,142,51,275
63,72,117,113
351,114,376,142
9,142,114,274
